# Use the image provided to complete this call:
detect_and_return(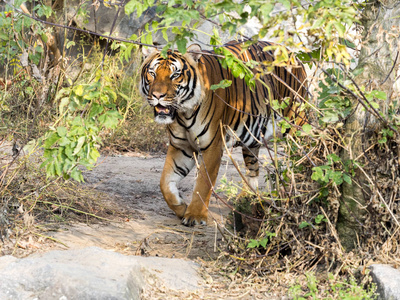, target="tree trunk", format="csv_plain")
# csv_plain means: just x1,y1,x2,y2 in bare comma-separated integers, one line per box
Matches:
337,108,369,250
337,0,400,250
